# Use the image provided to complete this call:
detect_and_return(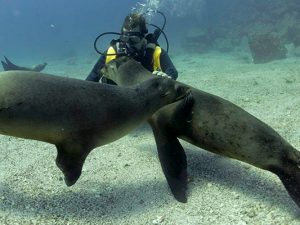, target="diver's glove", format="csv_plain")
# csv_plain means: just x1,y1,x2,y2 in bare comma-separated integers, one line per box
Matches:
152,70,171,78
